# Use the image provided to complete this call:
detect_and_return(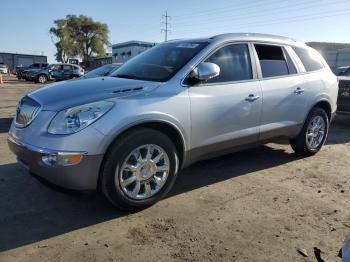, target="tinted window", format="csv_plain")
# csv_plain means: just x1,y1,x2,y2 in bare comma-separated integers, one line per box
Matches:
63,65,71,70
111,41,208,82
293,47,324,72
255,44,290,78
204,44,252,83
